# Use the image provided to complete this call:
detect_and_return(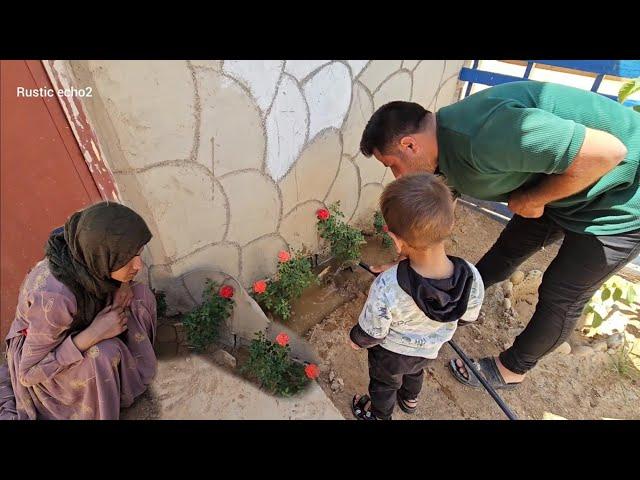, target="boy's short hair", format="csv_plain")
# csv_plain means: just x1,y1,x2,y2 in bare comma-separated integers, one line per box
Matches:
380,173,455,248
